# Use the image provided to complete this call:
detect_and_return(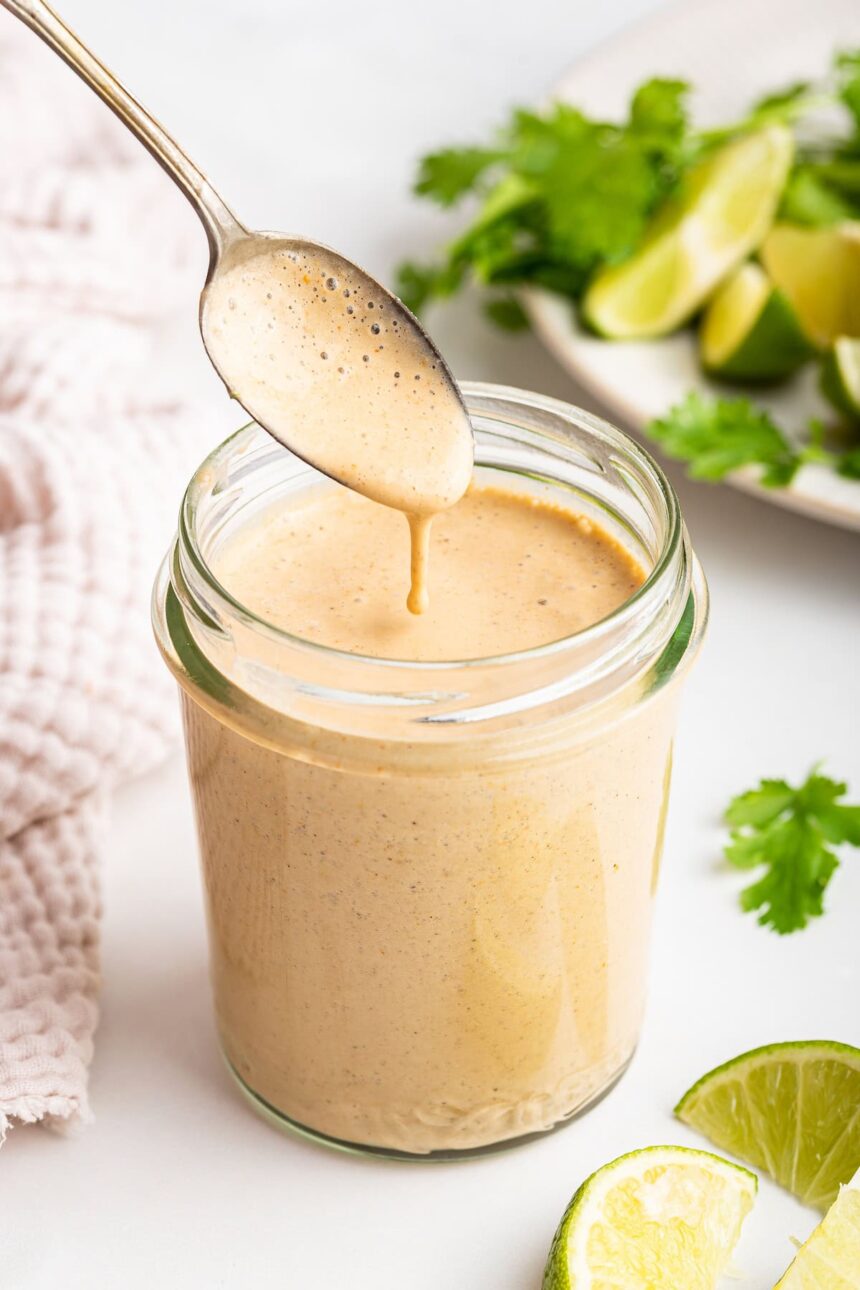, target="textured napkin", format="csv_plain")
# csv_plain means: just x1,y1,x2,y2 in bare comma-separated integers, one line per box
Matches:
0,22,222,1140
